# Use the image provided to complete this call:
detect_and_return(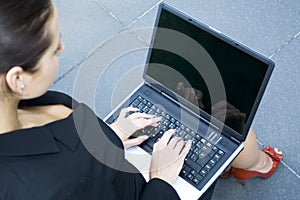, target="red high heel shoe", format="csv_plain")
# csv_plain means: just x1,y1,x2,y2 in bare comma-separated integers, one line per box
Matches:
232,145,283,186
